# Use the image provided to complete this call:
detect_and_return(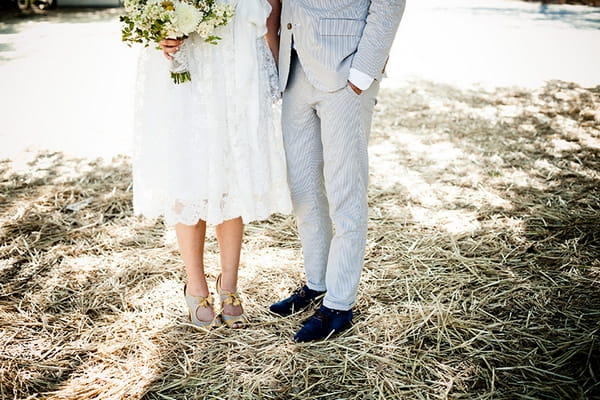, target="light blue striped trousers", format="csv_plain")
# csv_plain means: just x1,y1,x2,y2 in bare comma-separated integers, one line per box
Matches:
281,52,380,311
